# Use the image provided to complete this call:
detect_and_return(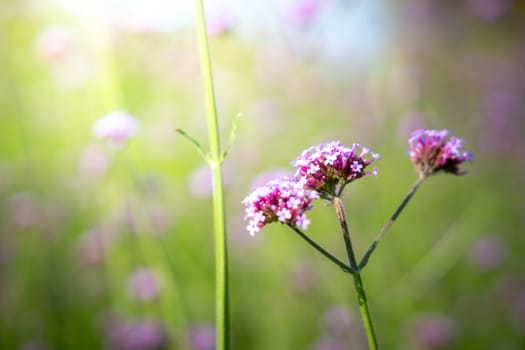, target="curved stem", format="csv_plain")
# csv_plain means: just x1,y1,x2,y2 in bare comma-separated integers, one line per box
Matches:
358,175,425,269
333,197,380,350
288,225,355,274
194,1,229,349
